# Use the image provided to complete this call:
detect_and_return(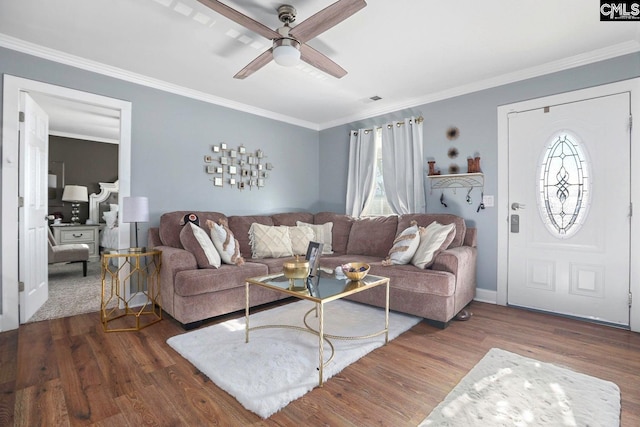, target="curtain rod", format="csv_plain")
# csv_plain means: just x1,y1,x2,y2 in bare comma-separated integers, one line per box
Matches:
350,116,424,135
